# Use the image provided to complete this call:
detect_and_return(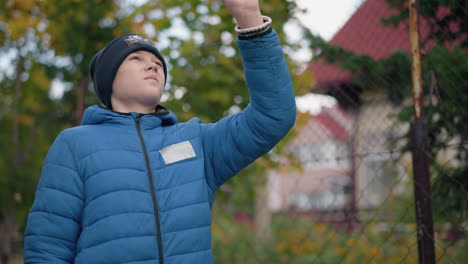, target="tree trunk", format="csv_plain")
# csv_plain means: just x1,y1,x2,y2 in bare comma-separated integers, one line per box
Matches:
75,78,87,125
254,184,272,242
346,107,360,232
2,53,24,264
0,199,16,264
12,56,24,166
